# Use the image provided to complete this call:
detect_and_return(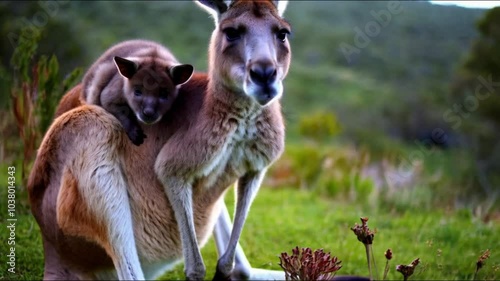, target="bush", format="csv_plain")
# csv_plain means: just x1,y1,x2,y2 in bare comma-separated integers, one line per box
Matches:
285,145,324,190
274,143,375,203
298,111,342,143
7,27,81,187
